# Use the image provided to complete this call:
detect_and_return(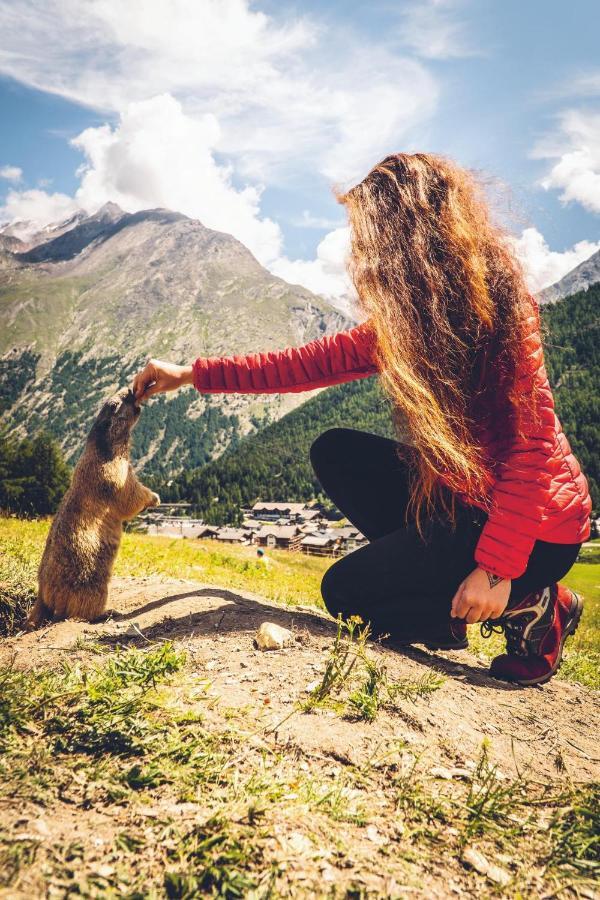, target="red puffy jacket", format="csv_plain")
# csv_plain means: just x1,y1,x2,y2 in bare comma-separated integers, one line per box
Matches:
193,314,591,580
